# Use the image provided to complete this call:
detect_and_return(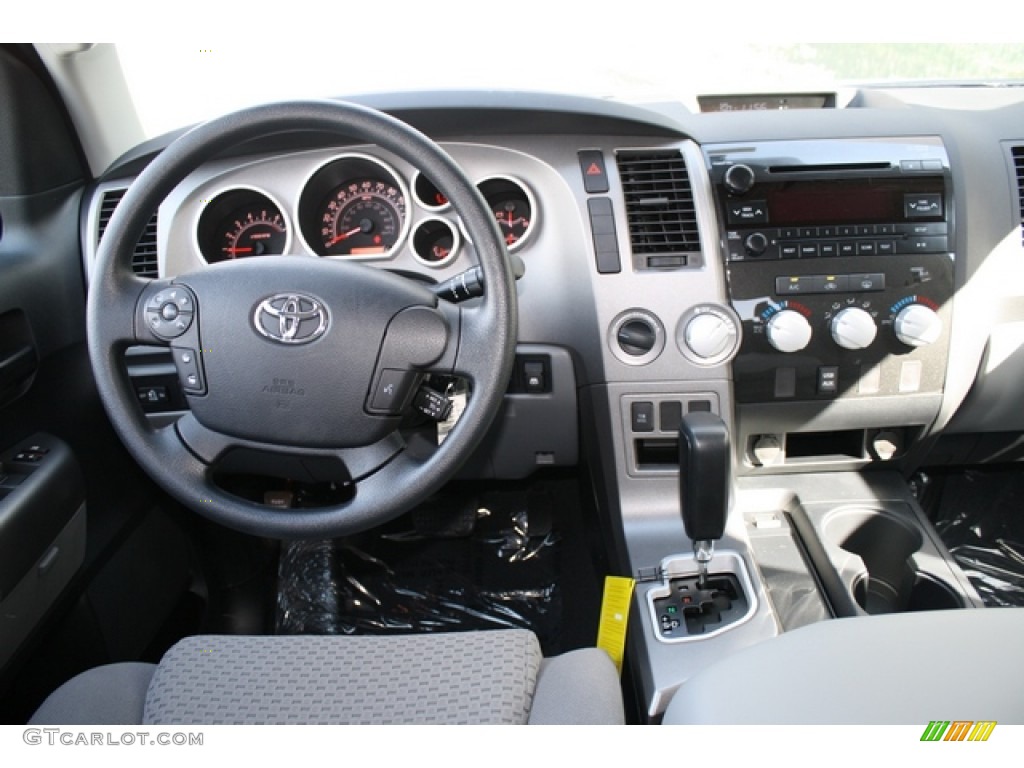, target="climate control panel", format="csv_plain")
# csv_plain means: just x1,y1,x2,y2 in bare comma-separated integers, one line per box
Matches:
728,256,953,402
